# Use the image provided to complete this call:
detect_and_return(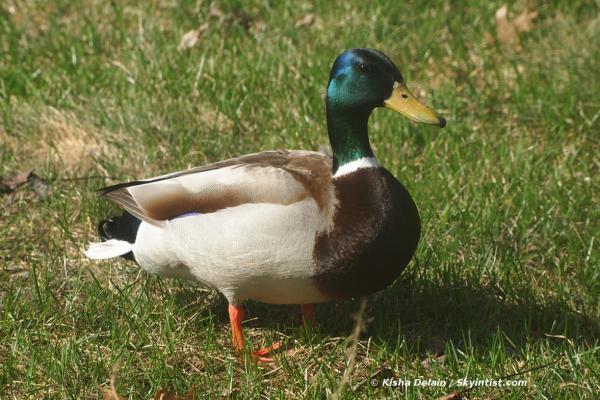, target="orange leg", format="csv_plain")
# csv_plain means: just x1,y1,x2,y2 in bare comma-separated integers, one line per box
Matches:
228,304,245,351
228,303,282,363
300,304,317,328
